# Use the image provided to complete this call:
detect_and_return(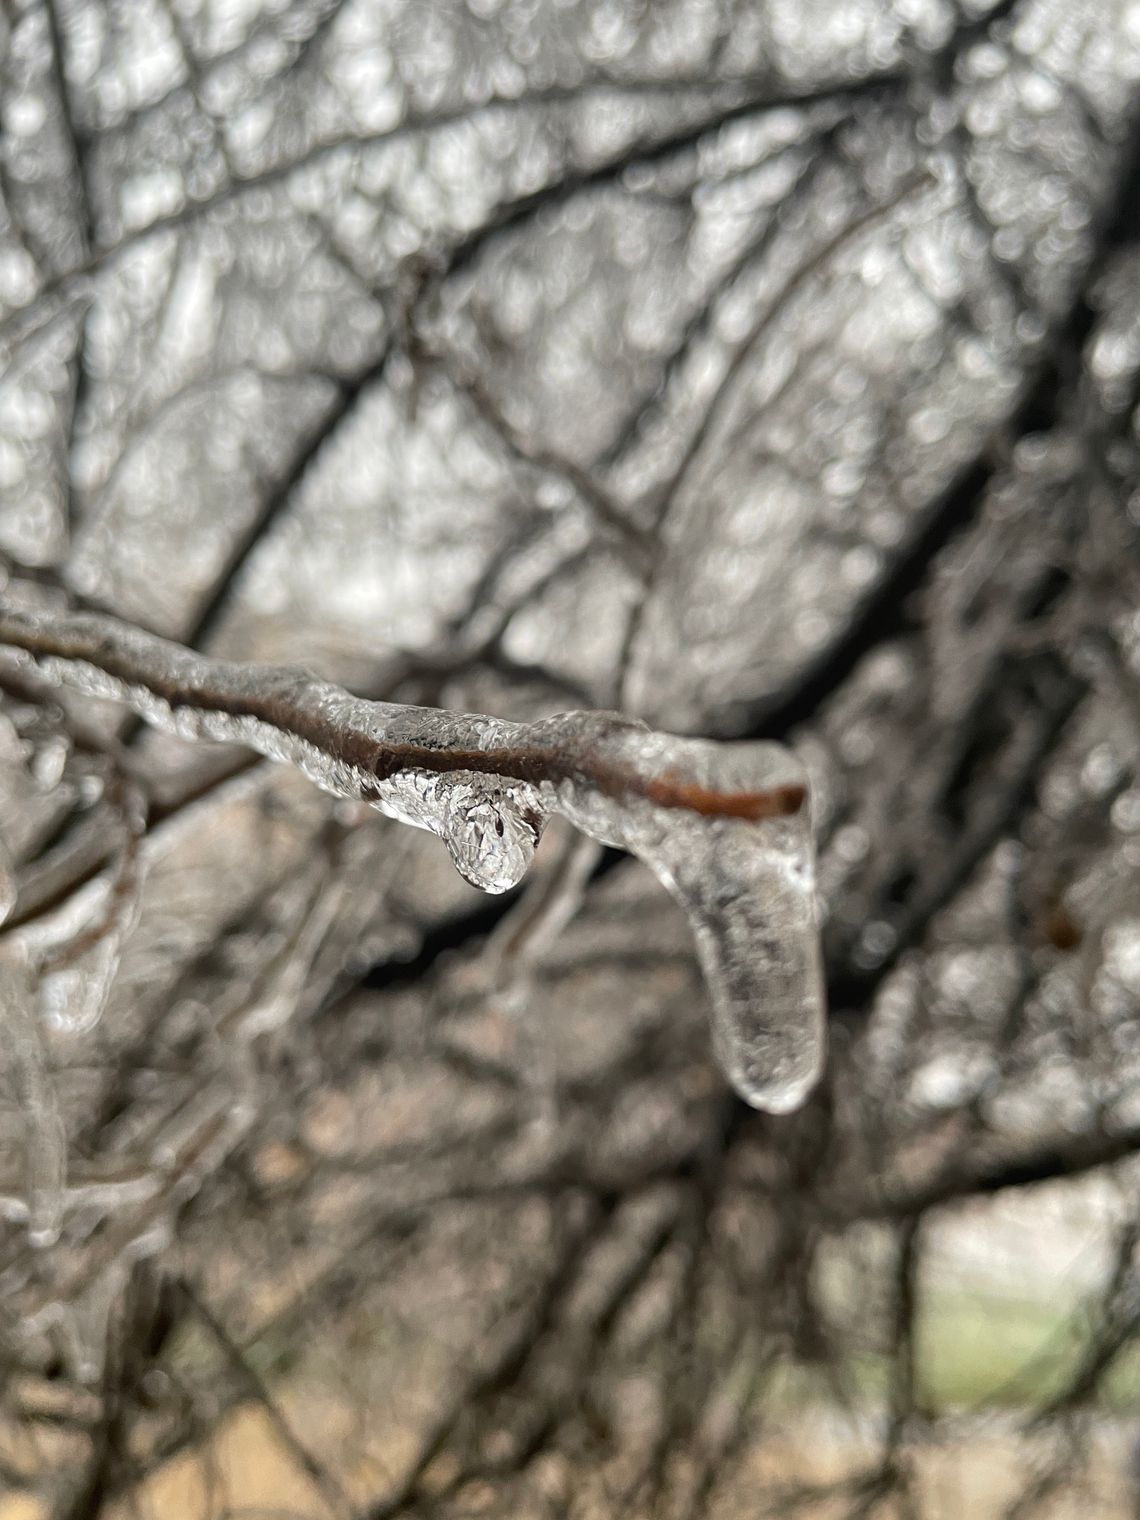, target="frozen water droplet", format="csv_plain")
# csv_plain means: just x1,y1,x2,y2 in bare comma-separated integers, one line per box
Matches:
0,830,16,929
40,951,117,1036
855,919,897,969
439,788,540,894
77,772,104,805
